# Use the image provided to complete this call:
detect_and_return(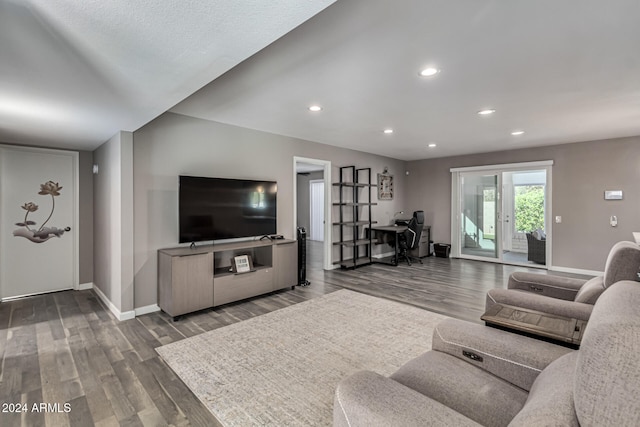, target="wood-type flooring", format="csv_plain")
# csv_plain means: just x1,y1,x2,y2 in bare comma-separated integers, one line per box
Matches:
0,241,590,426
